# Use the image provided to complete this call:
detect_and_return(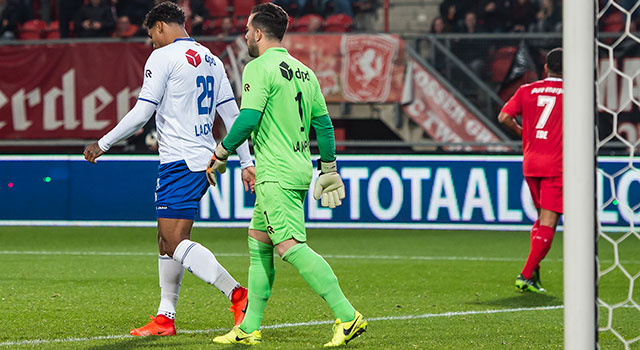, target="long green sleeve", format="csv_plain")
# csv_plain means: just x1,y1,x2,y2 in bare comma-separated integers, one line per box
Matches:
221,108,262,153
311,114,336,162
